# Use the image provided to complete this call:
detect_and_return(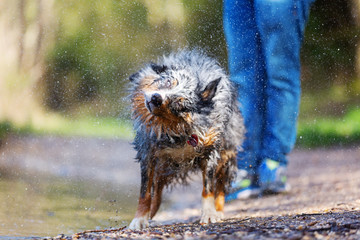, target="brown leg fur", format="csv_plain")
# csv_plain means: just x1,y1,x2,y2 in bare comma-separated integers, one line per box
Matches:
150,175,166,219
215,191,225,212
215,171,226,212
134,193,152,218
134,164,155,219
215,150,236,212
